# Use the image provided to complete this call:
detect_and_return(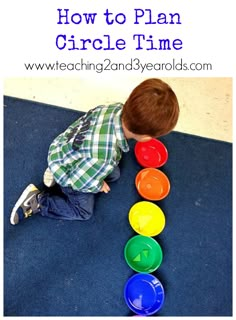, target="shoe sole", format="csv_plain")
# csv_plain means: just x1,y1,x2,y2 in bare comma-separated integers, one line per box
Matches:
10,184,37,225
43,168,56,187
